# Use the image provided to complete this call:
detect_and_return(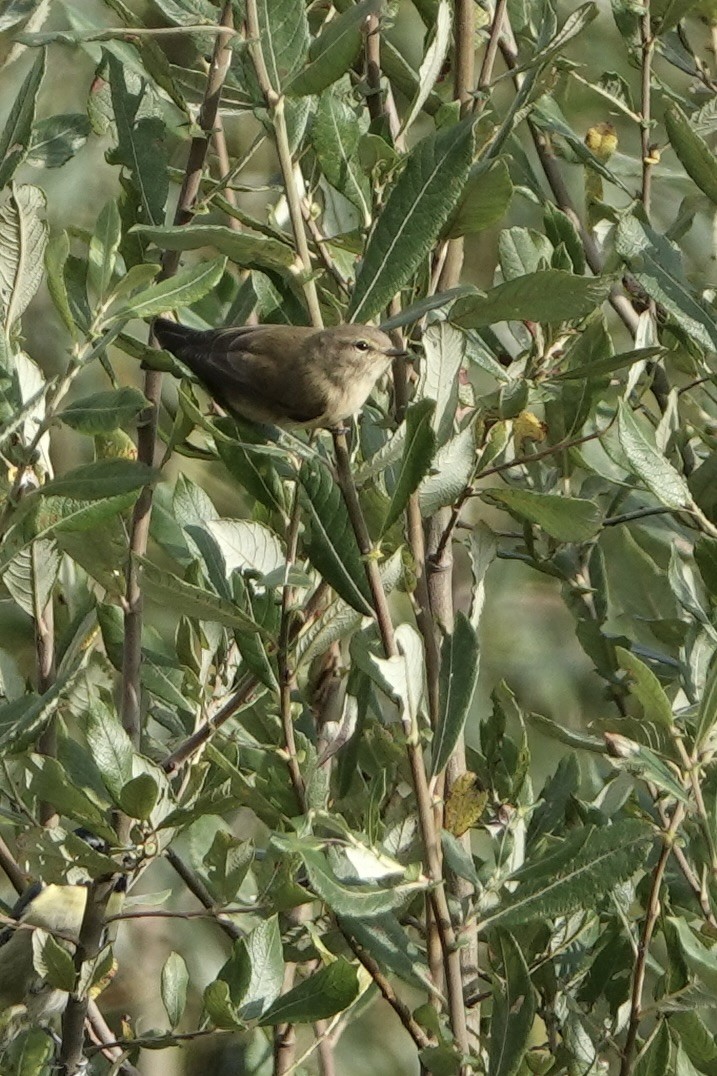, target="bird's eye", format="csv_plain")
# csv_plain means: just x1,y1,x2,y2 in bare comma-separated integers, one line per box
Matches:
354,340,370,351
